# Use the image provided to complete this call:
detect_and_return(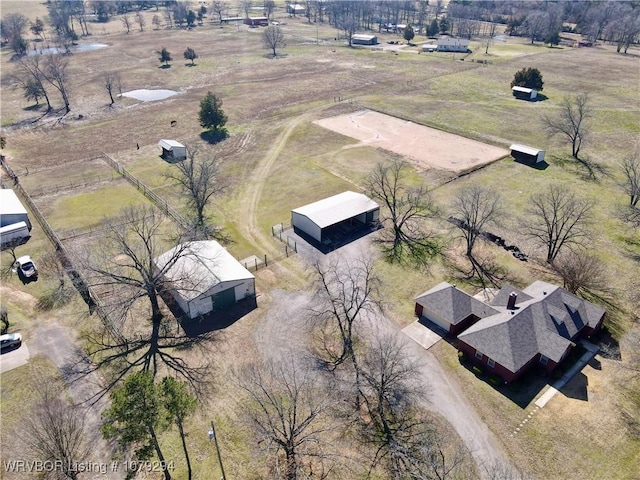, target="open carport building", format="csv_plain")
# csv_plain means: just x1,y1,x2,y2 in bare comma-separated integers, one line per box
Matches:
156,240,255,319
158,139,187,161
291,191,380,247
